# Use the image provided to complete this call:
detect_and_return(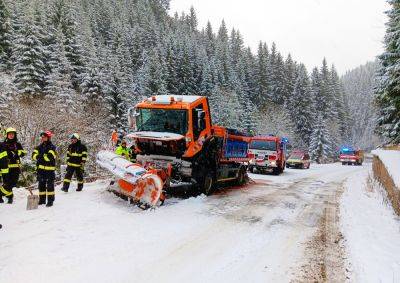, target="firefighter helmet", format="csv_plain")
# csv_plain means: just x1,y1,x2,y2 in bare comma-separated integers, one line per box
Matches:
5,127,16,134
69,133,80,140
40,130,53,138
